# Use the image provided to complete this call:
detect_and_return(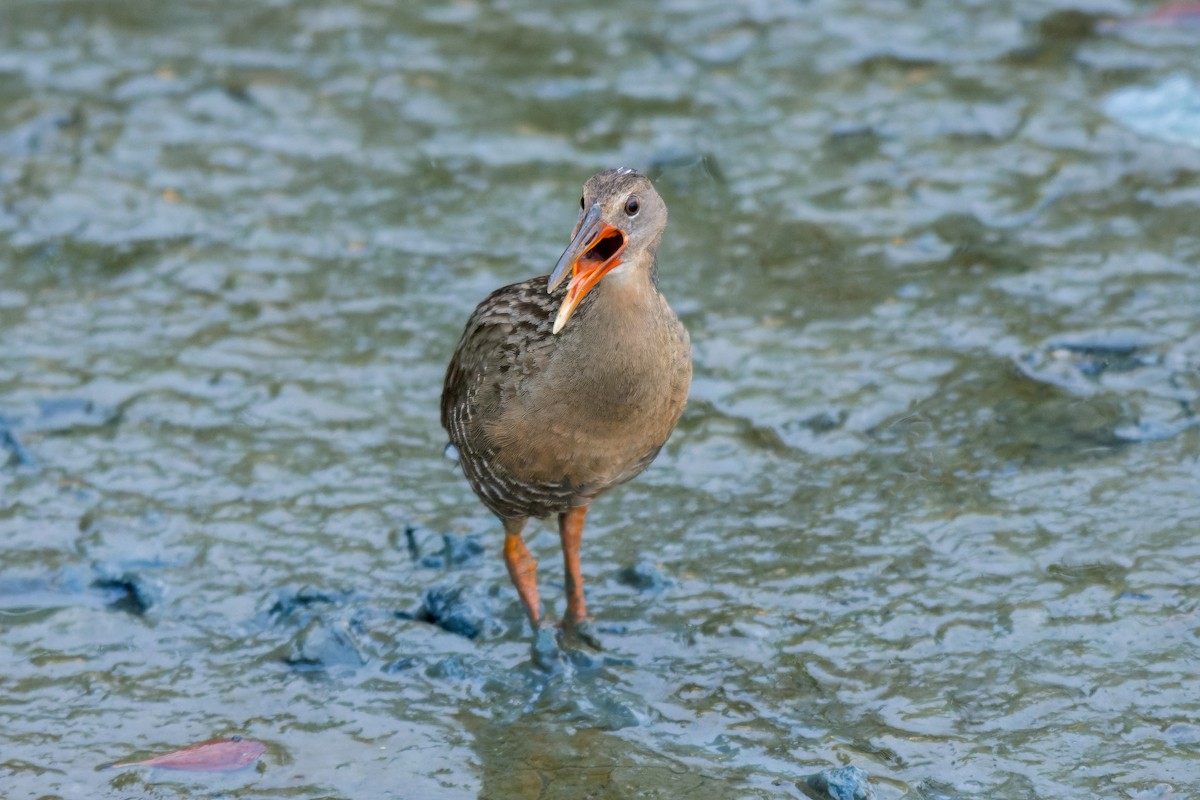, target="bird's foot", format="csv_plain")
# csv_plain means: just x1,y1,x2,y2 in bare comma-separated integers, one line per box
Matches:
529,620,561,671
557,616,603,651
